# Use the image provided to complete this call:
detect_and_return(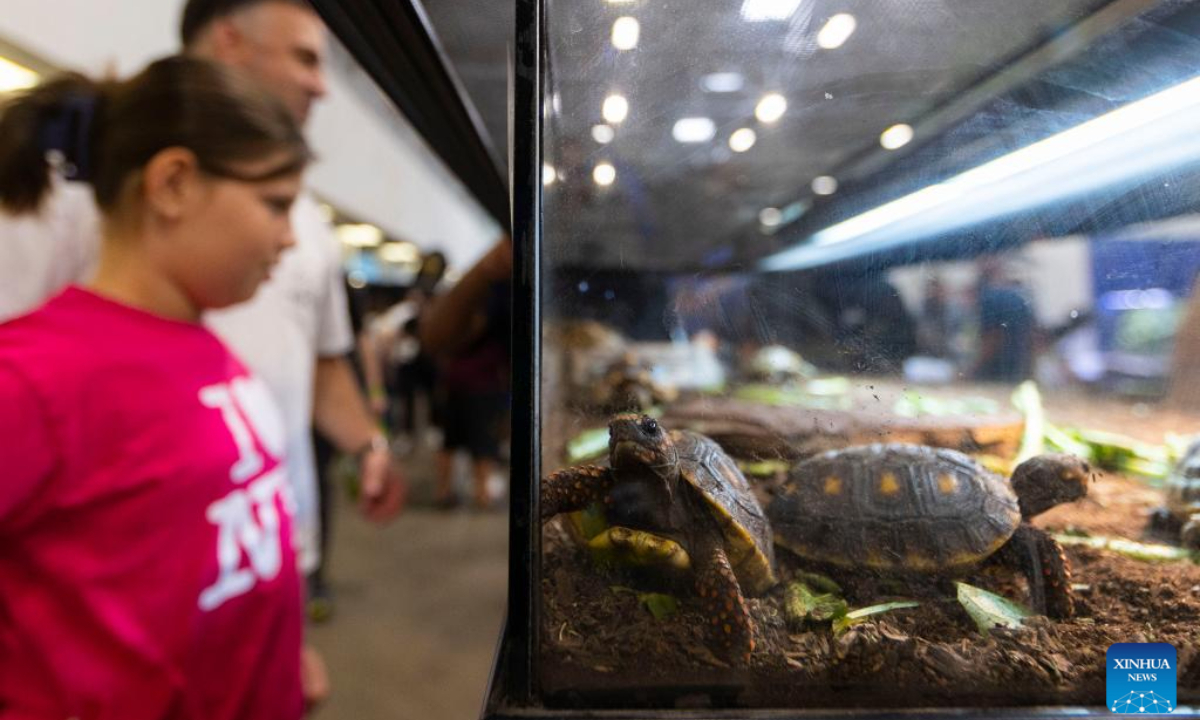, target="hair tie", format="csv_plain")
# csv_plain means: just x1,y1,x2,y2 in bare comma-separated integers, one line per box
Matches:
38,94,98,182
